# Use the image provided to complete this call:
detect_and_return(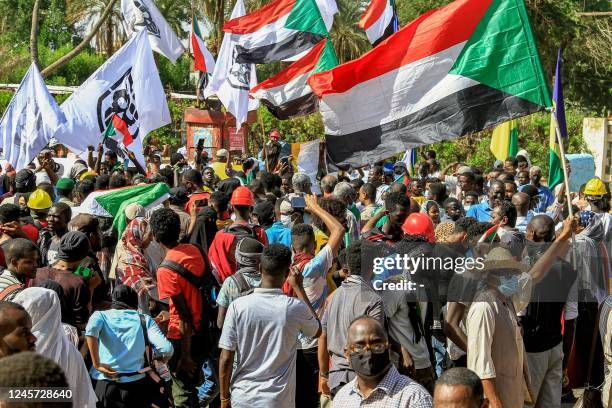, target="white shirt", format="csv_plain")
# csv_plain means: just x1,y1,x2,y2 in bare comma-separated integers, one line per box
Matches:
219,288,320,408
